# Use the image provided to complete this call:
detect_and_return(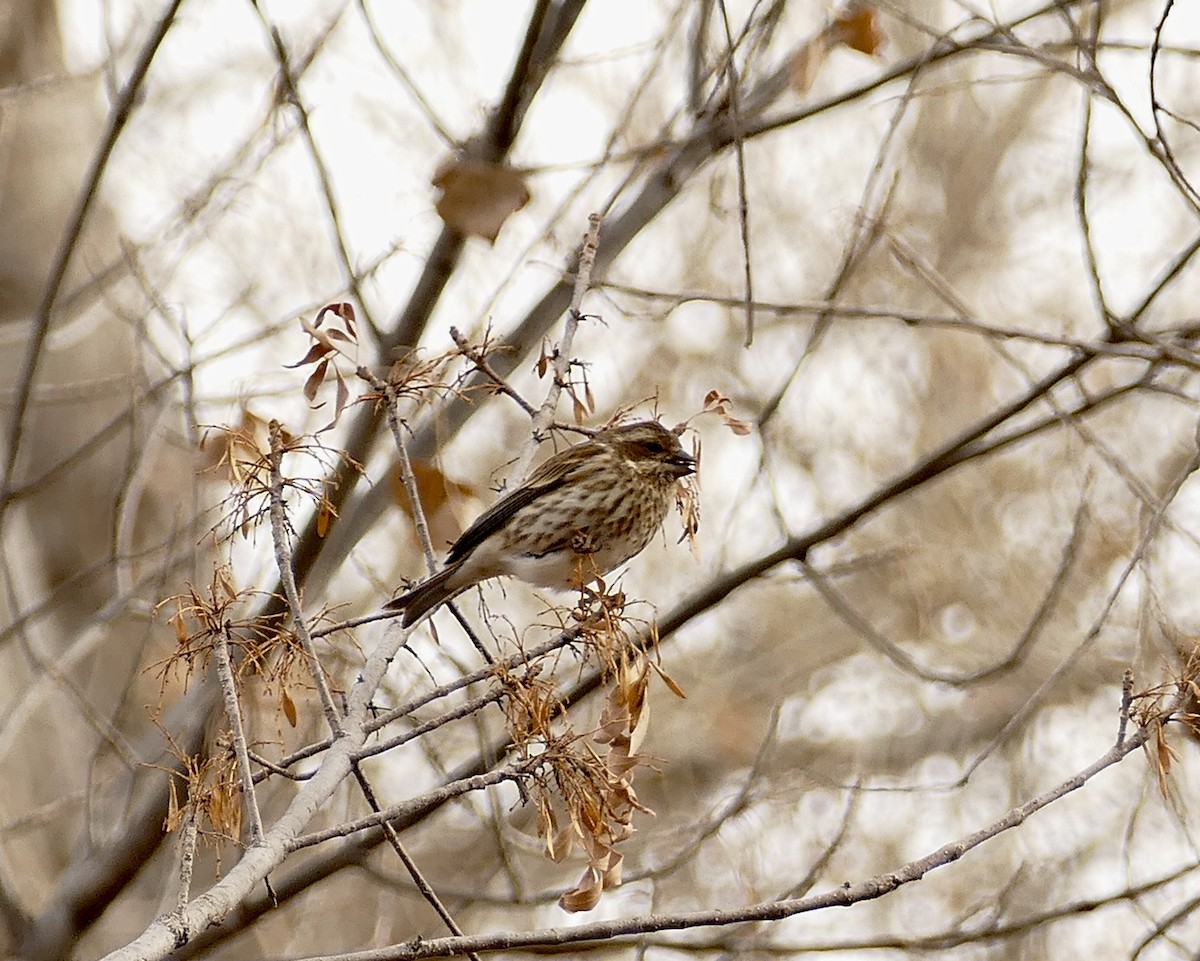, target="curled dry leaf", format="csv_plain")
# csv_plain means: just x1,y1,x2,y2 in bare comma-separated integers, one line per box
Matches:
557,655,654,913
288,305,361,430
432,156,531,243
537,798,578,864
702,389,752,435
559,866,604,913
285,342,333,370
